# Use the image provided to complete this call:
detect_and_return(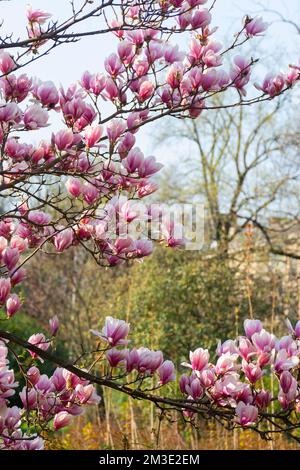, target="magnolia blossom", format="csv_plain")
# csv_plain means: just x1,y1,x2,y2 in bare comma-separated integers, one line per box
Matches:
49,316,59,337
0,51,15,74
54,228,74,252
235,402,258,426
245,17,268,37
183,348,209,371
53,411,72,431
27,333,50,360
23,104,49,129
6,294,21,318
0,278,11,303
158,360,176,385
91,316,130,347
